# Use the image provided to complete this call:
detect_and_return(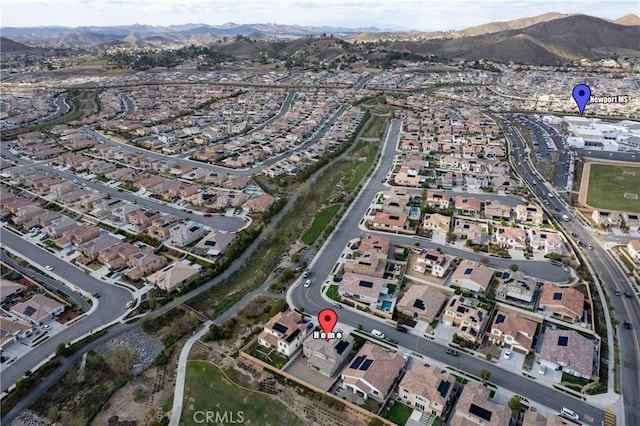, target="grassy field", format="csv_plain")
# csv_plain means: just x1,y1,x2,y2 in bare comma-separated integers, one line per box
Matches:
362,114,388,139
301,203,341,245
587,164,640,213
180,360,303,426
346,142,378,191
